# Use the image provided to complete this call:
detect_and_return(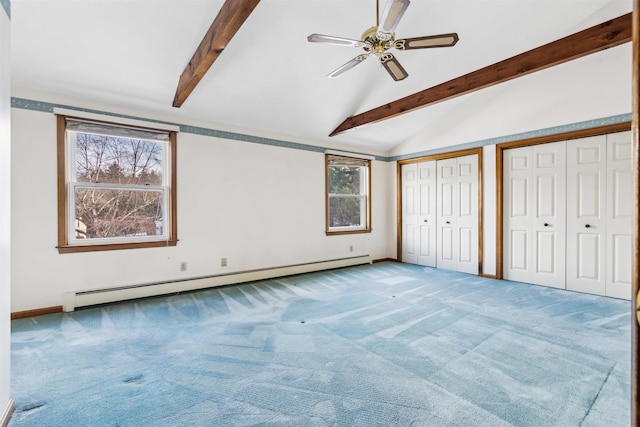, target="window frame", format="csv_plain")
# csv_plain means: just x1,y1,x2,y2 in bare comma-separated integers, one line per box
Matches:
56,114,178,253
325,153,372,235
